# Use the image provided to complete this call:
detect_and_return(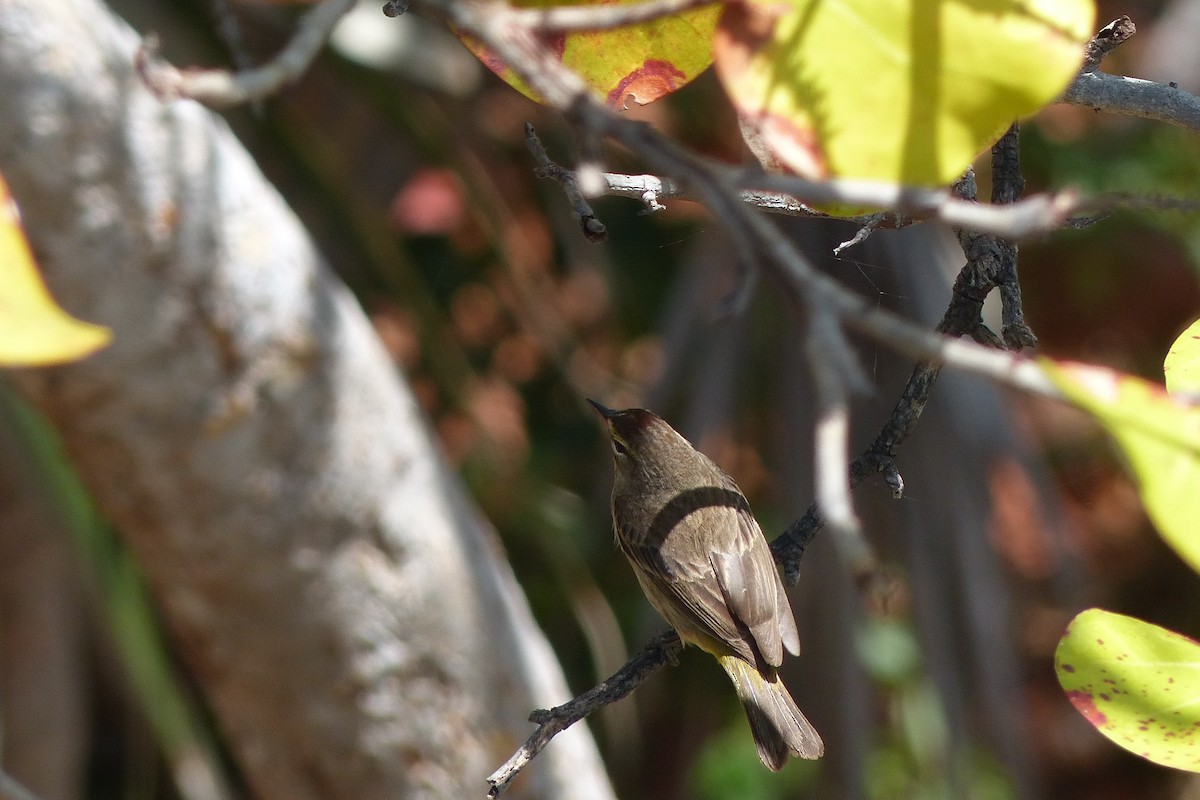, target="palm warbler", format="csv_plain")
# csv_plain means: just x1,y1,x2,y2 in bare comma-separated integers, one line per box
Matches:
589,400,823,770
